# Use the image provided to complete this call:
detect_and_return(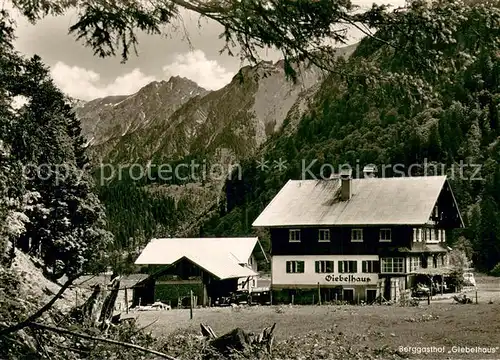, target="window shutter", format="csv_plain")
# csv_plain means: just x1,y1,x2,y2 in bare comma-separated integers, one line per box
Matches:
374,261,380,273
338,261,343,273
362,261,366,273
353,261,358,273
315,261,319,273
